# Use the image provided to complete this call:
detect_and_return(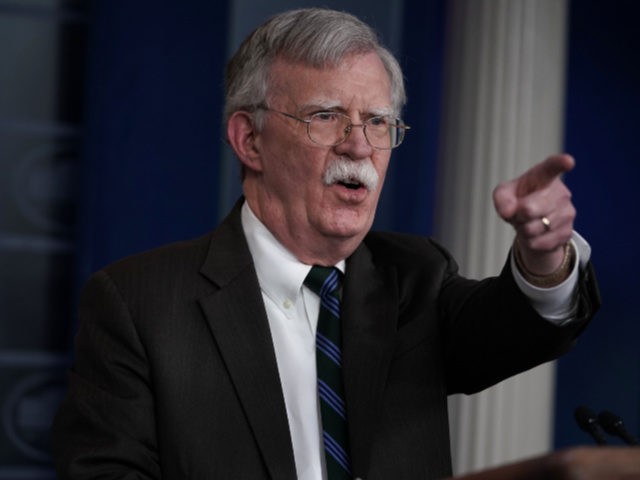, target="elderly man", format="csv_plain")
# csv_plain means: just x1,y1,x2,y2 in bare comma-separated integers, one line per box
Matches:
53,8,600,480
